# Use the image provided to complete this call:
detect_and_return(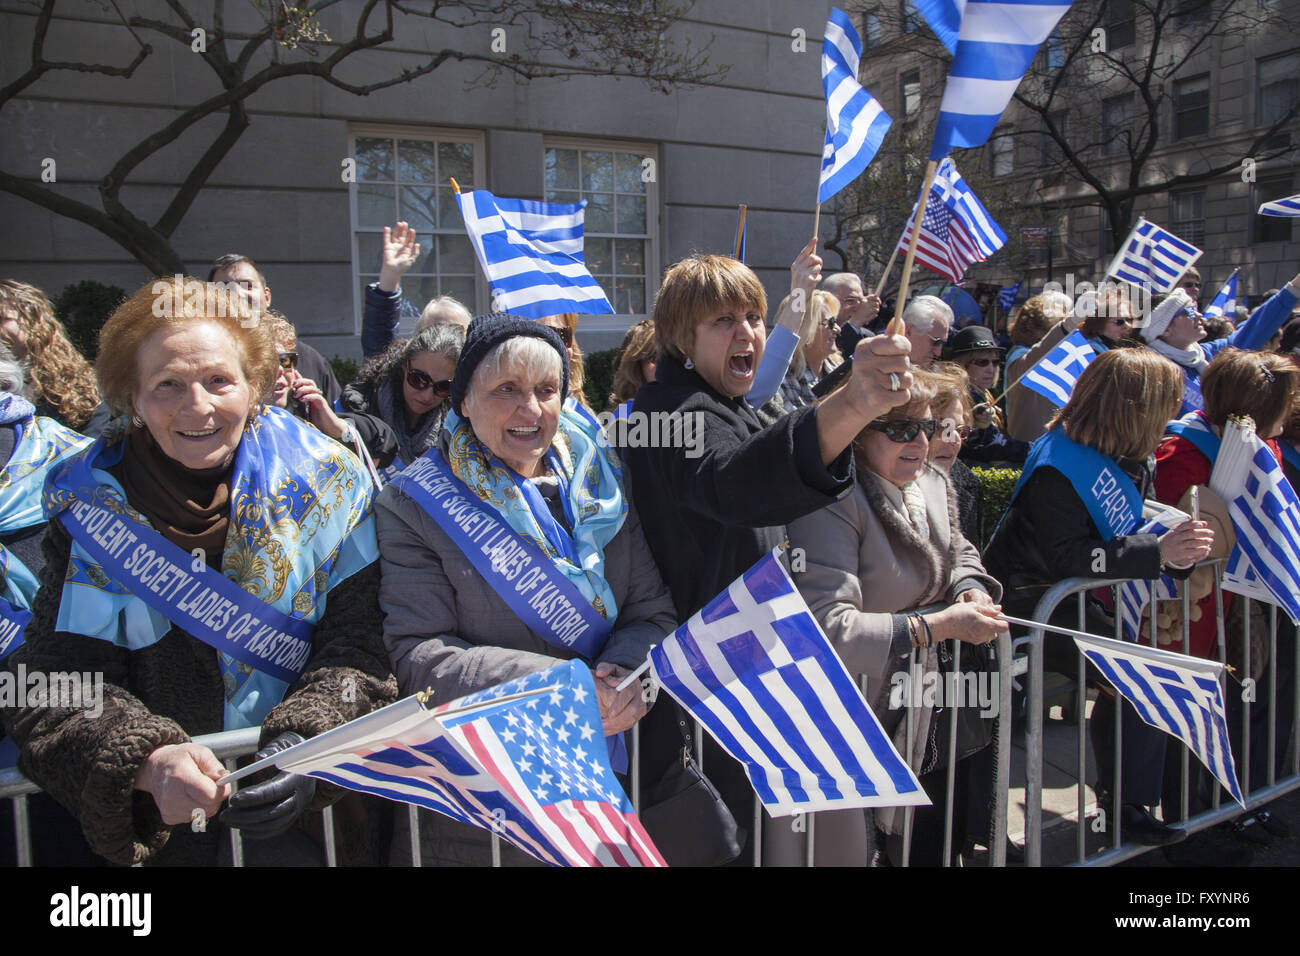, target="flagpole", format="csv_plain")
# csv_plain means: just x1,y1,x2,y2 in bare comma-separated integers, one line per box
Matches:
998,614,1235,671
449,177,461,195
813,202,822,243
872,243,902,298
733,204,748,259
885,159,939,336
